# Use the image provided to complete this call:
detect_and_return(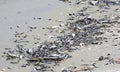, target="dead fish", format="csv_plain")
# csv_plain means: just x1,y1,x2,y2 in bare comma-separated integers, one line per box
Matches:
31,68,37,72
33,17,36,20
61,66,77,72
16,25,20,28
50,45,57,49
52,26,59,29
59,0,70,2
60,30,65,33
79,43,85,47
105,58,115,65
7,53,19,58
7,67,11,69
40,55,66,61
26,57,42,62
57,48,66,54
98,56,104,61
28,26,37,29
48,18,52,21
81,63,97,71
89,0,98,6
21,64,27,67
10,27,12,29
23,35,28,38
26,48,34,55
0,68,5,72
72,33,75,37
61,68,72,72
37,17,41,20
10,61,19,64
98,55,110,61
48,54,60,57
48,35,55,39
